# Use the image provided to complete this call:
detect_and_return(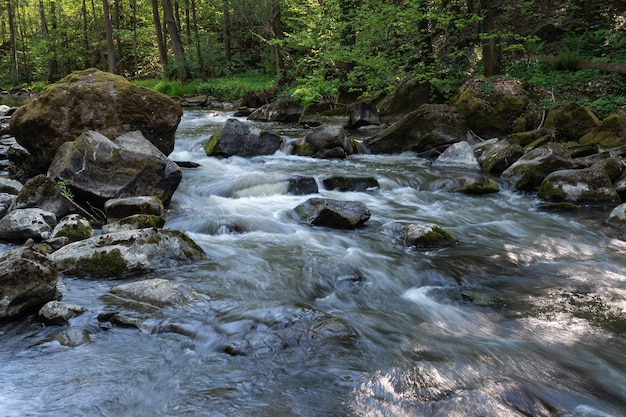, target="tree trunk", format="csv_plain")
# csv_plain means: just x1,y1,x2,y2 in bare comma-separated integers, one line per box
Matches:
162,0,187,83
7,0,19,86
223,0,232,64
151,0,168,72
480,0,500,76
102,0,116,73
17,2,31,83
534,55,626,76
40,0,58,83
190,0,205,77
82,0,90,67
